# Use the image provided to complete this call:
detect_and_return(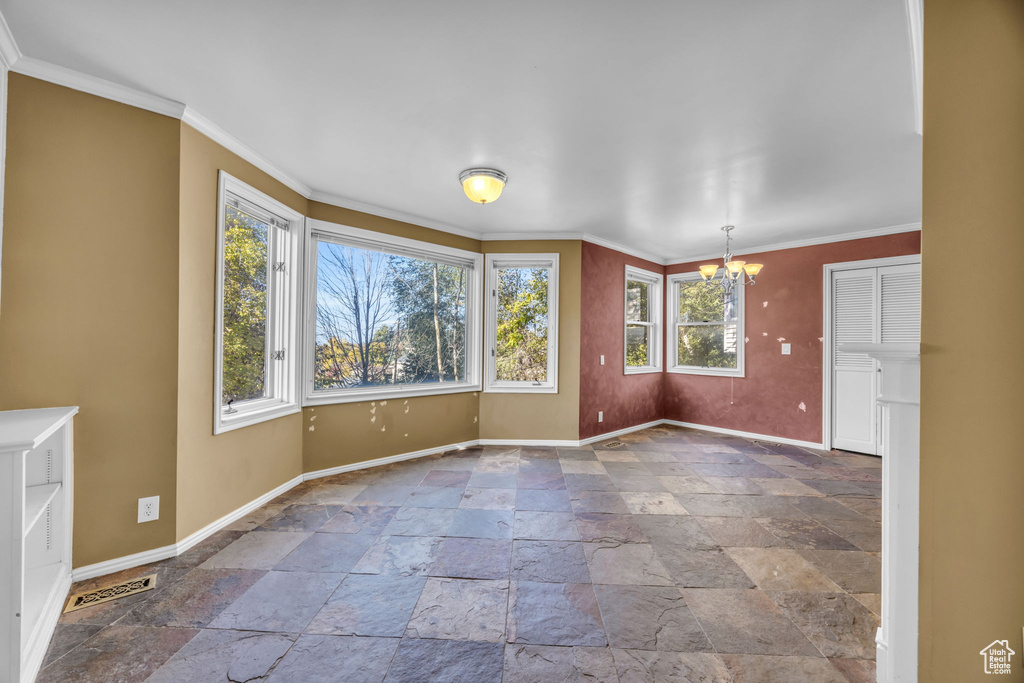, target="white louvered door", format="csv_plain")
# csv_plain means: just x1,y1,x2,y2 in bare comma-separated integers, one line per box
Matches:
830,262,921,454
